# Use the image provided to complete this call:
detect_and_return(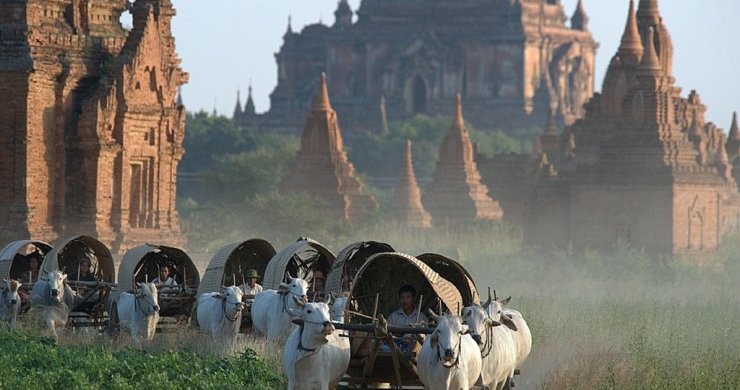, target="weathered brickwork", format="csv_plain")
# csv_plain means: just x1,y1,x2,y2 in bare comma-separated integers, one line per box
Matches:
235,0,597,133
0,0,187,253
